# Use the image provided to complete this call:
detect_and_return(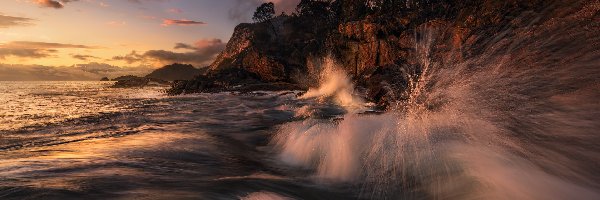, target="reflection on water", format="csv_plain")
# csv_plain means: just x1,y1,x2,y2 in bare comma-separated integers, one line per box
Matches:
0,82,352,199
0,81,164,131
